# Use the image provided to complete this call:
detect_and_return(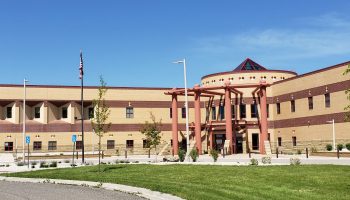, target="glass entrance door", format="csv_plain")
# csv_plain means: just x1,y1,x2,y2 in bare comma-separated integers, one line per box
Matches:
214,134,226,151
